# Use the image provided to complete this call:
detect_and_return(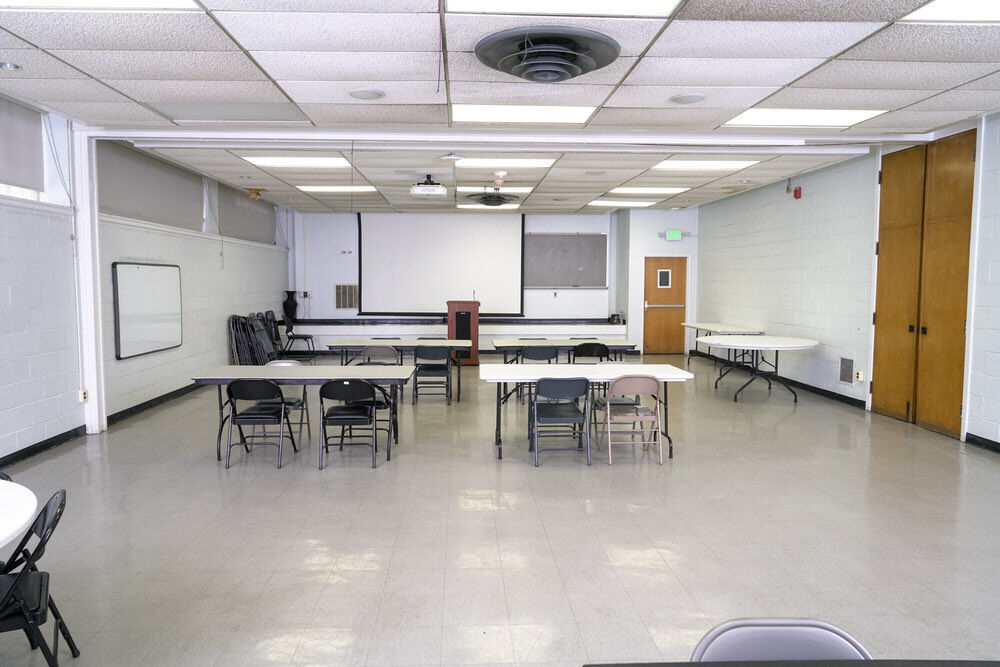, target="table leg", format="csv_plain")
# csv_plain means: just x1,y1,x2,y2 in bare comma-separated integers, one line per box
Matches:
495,382,503,459
214,385,229,461
714,349,741,388
732,350,761,401
660,380,673,458
768,351,798,402
456,359,462,402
